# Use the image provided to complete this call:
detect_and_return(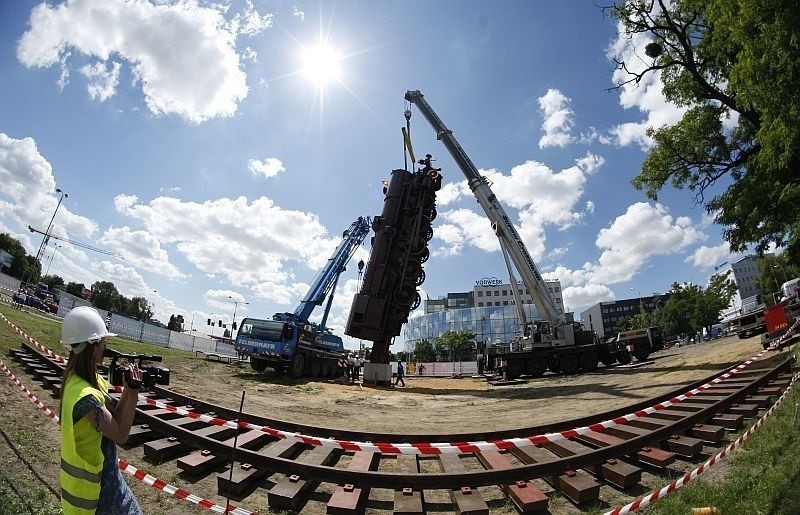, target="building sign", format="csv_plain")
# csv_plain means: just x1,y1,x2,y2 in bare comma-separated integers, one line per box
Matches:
0,250,12,269
476,276,503,287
